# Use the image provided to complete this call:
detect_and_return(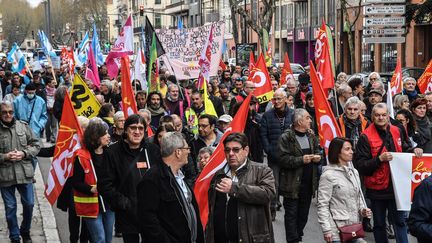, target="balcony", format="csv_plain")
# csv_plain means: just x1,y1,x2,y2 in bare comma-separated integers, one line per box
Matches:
164,1,189,15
